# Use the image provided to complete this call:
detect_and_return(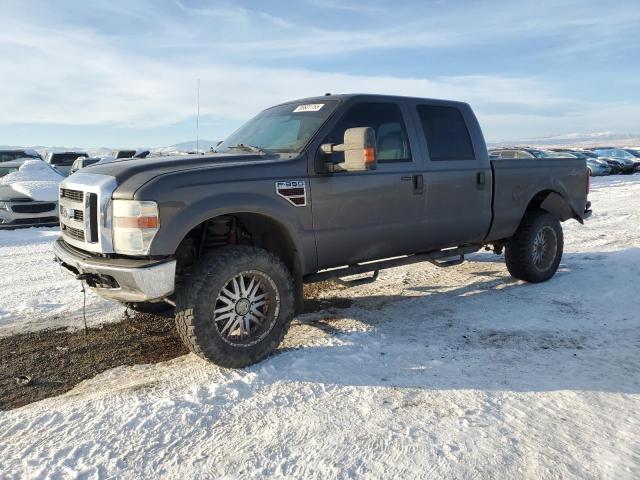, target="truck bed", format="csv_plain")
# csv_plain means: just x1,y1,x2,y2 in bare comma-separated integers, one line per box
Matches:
487,157,589,242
